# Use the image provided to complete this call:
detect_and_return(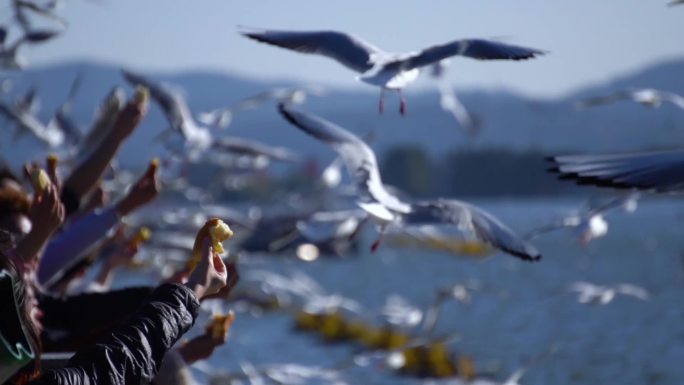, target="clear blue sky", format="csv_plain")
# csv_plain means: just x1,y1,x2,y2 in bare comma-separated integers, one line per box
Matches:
11,0,684,98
